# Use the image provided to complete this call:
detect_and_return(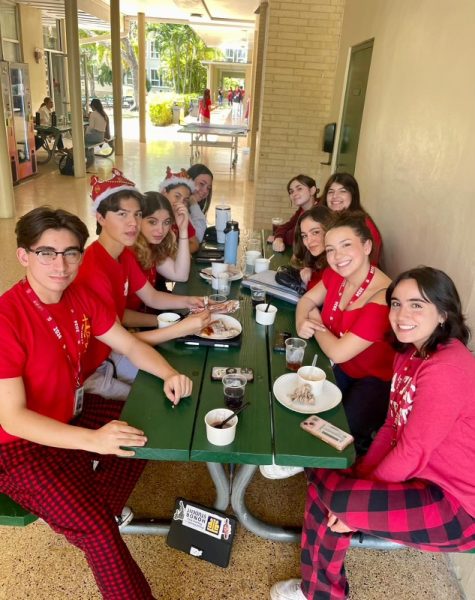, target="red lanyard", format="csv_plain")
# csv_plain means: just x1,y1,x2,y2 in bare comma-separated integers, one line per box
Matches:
329,265,376,323
21,279,84,389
